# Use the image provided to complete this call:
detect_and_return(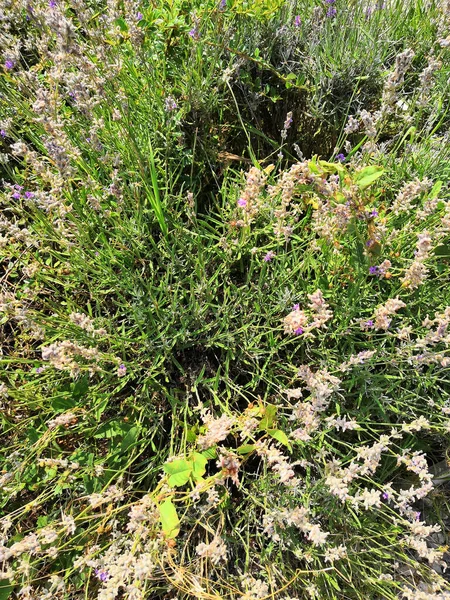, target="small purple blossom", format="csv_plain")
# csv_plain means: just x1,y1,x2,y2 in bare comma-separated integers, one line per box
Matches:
12,192,21,200
219,0,227,9
382,492,389,500
294,15,302,27
237,198,247,207
365,320,374,328
292,303,300,311
369,266,379,275
370,209,378,217
94,569,110,583
117,364,127,377
294,327,304,335
49,0,57,7
0,130,6,138
336,153,345,162
136,12,143,20
164,96,177,112
263,251,276,262
5,60,14,70
189,24,200,40
326,6,337,17
36,367,44,374
415,512,421,521
25,191,34,199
